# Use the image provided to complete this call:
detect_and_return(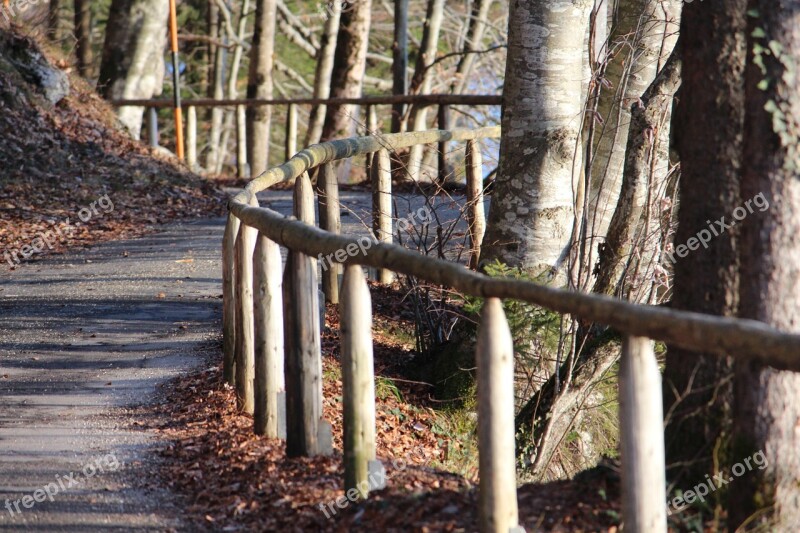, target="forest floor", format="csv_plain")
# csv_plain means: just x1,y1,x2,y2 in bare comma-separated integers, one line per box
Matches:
144,282,623,533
